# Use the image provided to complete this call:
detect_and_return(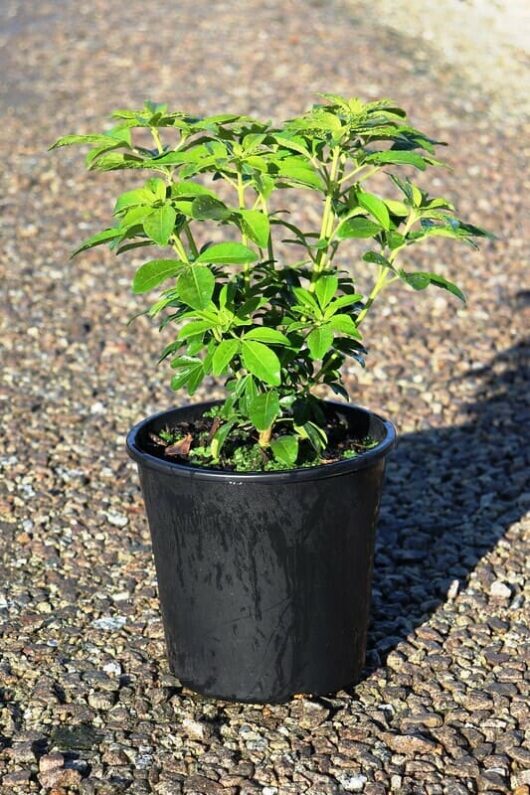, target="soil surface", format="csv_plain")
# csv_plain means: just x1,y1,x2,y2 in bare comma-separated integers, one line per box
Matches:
1,0,529,793
146,408,377,471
